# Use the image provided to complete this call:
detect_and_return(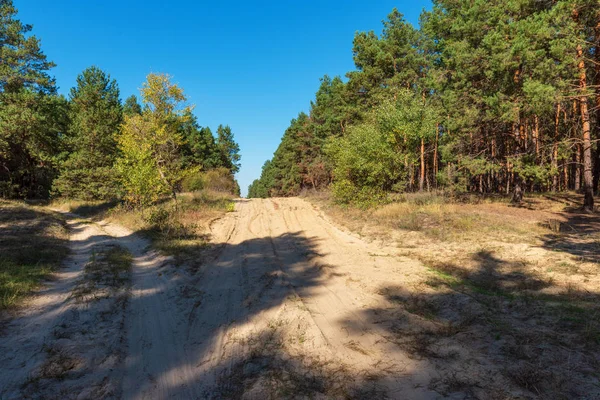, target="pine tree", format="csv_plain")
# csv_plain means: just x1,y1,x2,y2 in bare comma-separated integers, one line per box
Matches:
0,0,55,94
0,0,65,198
180,112,222,169
251,2,599,211
52,66,122,200
123,94,142,116
216,125,241,174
